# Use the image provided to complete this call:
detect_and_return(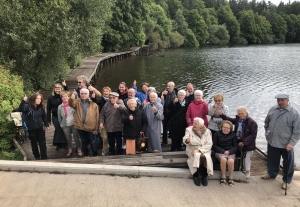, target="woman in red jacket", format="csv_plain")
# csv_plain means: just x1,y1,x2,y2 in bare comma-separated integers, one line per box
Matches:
186,90,208,127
